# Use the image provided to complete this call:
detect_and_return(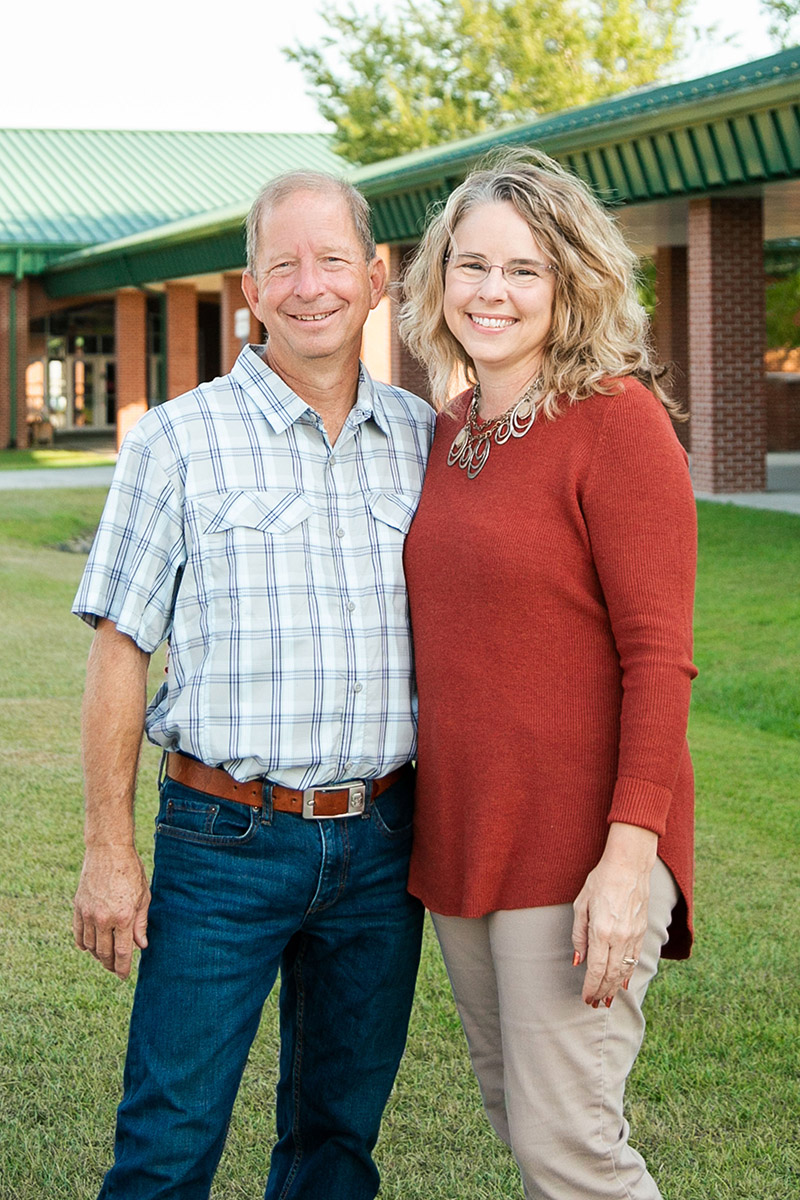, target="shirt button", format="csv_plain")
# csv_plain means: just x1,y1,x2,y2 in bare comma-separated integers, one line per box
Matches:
347,601,356,612
344,761,354,772
336,528,345,538
353,682,363,693
329,455,336,466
